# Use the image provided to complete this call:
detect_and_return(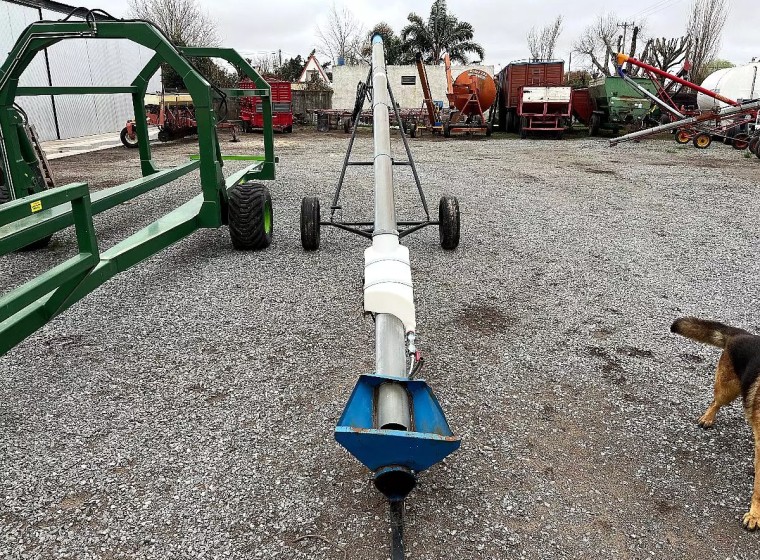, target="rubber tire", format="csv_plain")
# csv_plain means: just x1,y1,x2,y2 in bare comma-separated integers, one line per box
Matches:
438,195,460,250
749,136,760,155
486,122,493,137
228,182,273,250
519,116,528,139
732,133,750,150
300,196,320,251
344,119,351,134
693,133,712,149
675,129,691,144
409,124,418,138
444,123,451,138
589,113,601,137
120,126,139,148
